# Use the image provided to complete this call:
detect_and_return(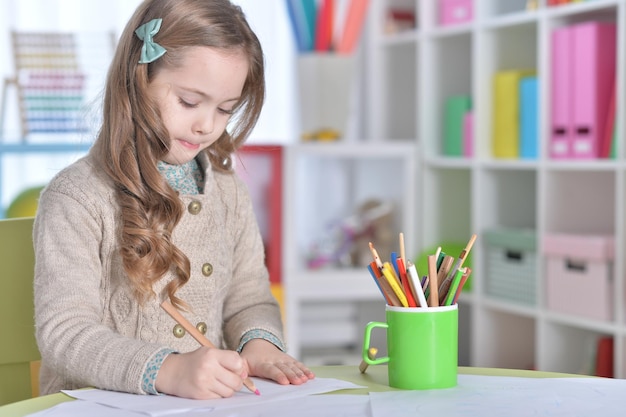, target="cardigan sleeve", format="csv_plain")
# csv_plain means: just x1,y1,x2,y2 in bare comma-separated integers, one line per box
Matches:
220,175,286,351
34,174,169,395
